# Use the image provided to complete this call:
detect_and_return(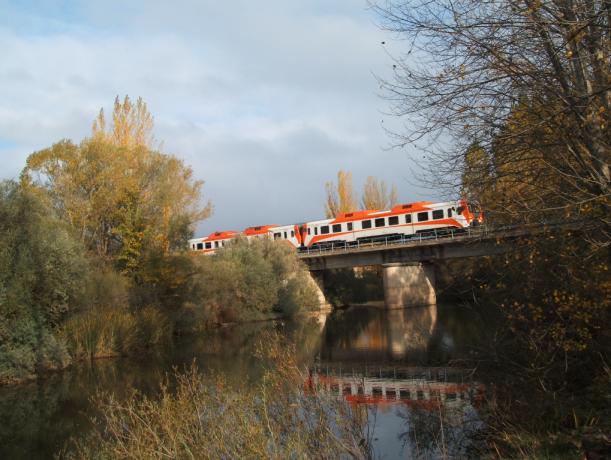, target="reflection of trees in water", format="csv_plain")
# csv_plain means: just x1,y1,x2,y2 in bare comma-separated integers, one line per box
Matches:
283,316,328,364
430,304,493,357
321,306,379,350
397,402,481,459
0,307,491,459
0,359,167,459
319,305,439,363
